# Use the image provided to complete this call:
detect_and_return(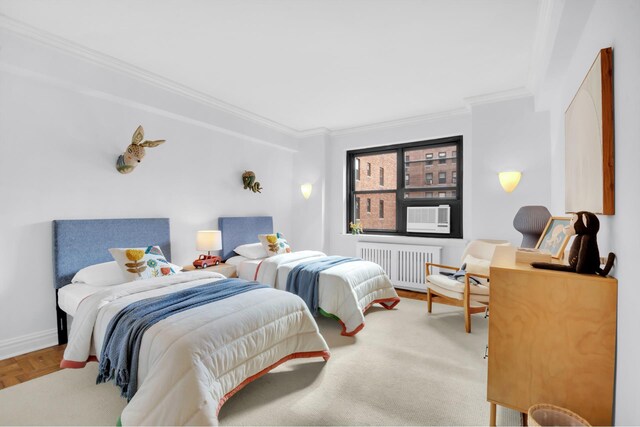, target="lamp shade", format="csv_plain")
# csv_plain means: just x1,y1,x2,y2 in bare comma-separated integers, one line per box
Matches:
499,171,522,193
196,230,222,251
300,183,312,199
